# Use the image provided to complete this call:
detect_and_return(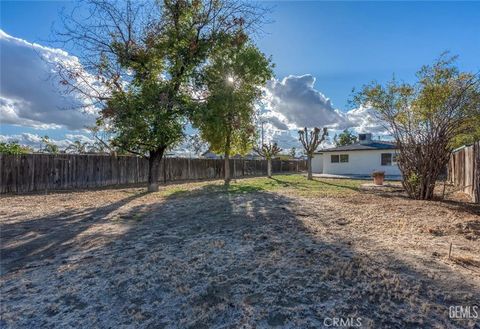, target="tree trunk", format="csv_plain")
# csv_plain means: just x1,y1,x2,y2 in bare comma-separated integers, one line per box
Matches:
224,130,232,186
398,143,449,200
224,154,231,185
147,148,165,192
307,155,313,180
267,158,272,178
